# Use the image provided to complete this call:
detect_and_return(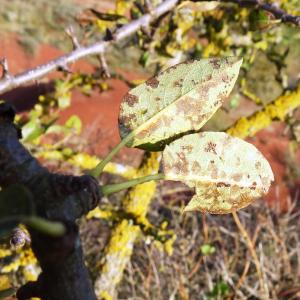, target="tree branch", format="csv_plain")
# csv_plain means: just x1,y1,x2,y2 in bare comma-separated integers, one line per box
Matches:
0,0,178,94
220,0,300,26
